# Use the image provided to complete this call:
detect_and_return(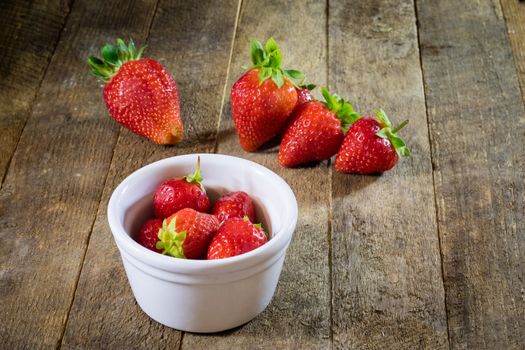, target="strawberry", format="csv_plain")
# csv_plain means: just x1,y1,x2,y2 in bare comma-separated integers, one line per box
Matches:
295,84,316,106
156,208,220,259
207,217,267,260
153,157,209,218
231,38,305,151
335,110,410,174
278,88,360,167
136,218,163,253
277,84,317,138
88,39,183,144
211,191,256,223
